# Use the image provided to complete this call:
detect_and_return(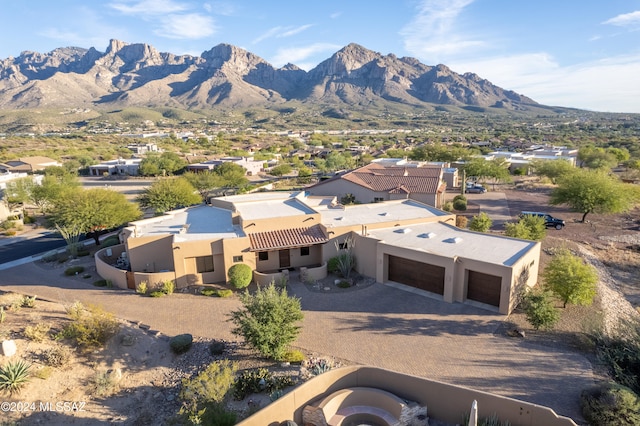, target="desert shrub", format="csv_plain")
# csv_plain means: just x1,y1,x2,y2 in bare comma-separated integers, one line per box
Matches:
229,283,304,361
60,302,120,348
0,359,31,395
596,318,640,394
521,290,559,330
209,340,226,355
468,212,492,233
453,194,467,203
202,288,233,298
333,236,356,279
93,279,109,287
228,264,252,289
442,201,453,212
77,249,90,257
283,349,305,364
20,295,36,308
136,281,148,295
543,249,598,308
57,255,69,263
0,220,15,230
456,215,468,228
233,368,294,400
93,368,122,397
581,382,640,426
23,215,35,224
162,279,175,295
453,198,467,211
24,323,51,342
64,266,85,276
302,357,338,377
33,366,53,380
148,290,165,298
101,235,120,247
327,256,340,273
180,360,237,425
42,345,73,367
336,280,351,288
170,334,193,354
4,230,16,236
